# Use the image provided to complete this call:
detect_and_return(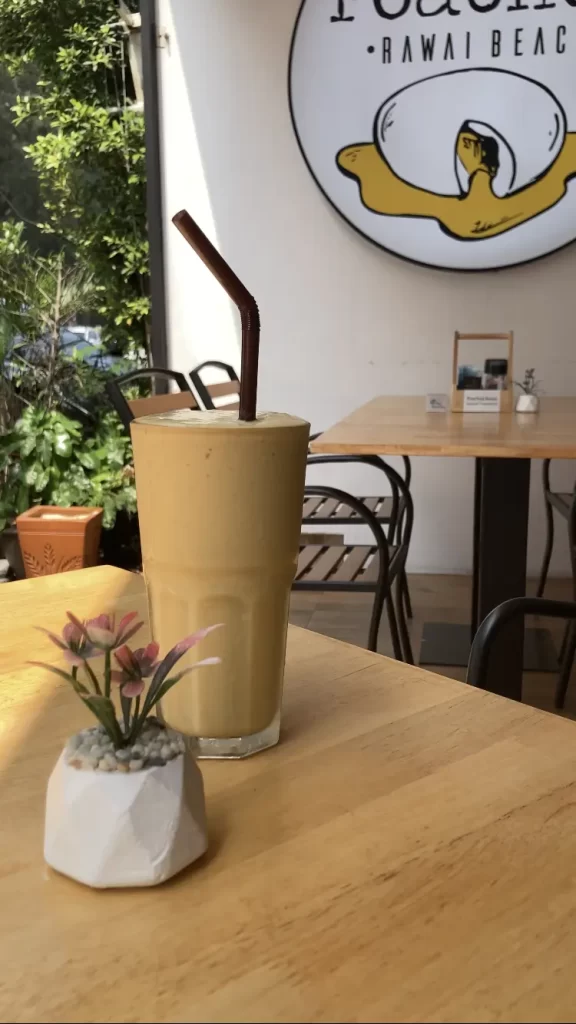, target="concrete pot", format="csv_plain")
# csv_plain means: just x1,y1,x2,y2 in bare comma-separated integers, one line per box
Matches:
515,394,540,413
44,748,208,888
17,506,103,578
